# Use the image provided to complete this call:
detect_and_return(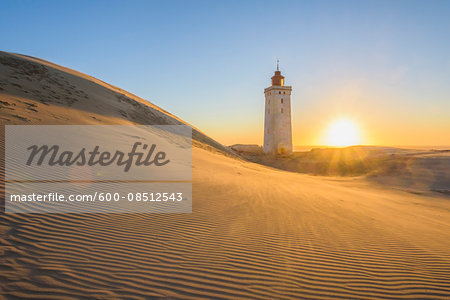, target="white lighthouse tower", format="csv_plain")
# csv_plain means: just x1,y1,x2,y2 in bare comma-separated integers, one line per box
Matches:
263,62,293,155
